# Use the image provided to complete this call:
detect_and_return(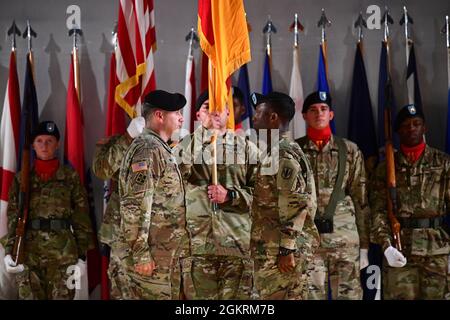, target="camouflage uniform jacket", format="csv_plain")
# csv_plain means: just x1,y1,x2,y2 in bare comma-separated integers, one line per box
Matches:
370,145,450,256
296,135,370,249
92,134,130,246
251,135,319,258
118,128,188,267
3,165,94,265
175,126,258,258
